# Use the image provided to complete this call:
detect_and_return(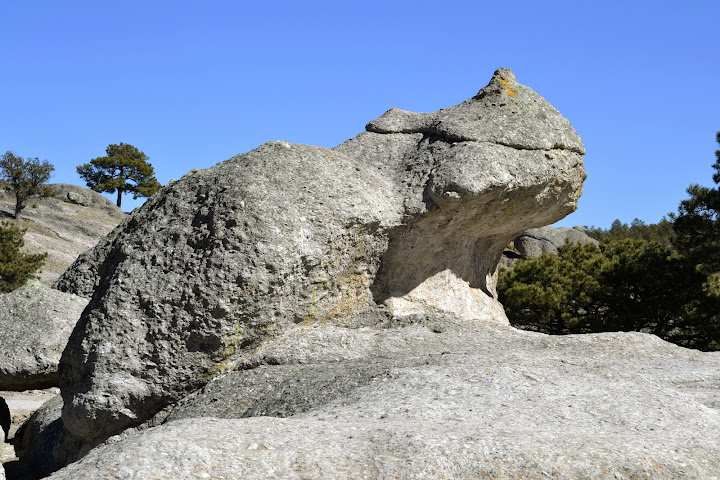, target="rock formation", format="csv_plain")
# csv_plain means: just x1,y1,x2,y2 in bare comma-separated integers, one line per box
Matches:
0,280,88,390
515,225,599,258
48,69,586,463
